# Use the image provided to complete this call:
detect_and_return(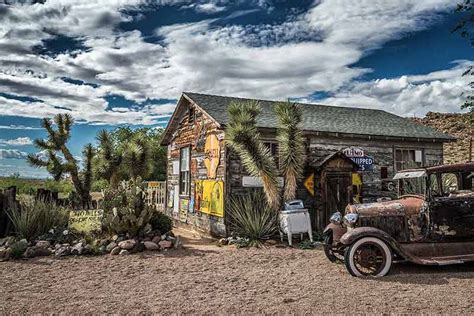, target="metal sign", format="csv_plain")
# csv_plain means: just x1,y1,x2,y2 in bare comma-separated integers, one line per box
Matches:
304,173,315,196
351,156,374,171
